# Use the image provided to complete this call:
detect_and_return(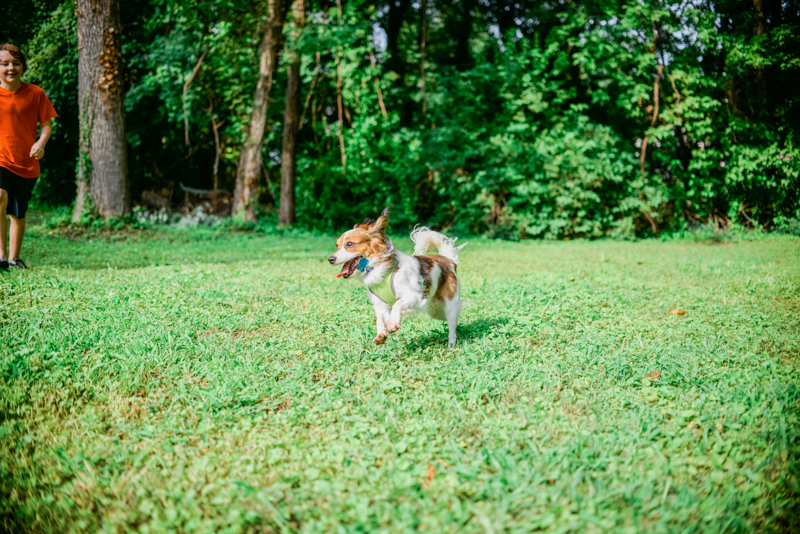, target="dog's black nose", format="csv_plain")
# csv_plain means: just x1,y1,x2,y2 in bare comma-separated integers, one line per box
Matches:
328,255,337,264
